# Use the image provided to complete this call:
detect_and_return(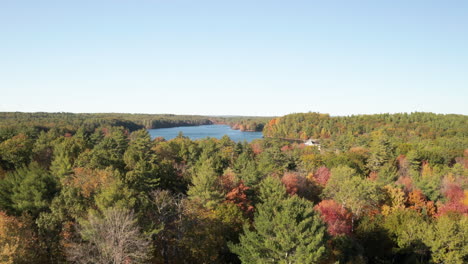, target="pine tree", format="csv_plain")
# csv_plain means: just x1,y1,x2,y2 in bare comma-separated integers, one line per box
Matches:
367,131,395,173
123,129,159,192
230,177,327,263
187,158,224,209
